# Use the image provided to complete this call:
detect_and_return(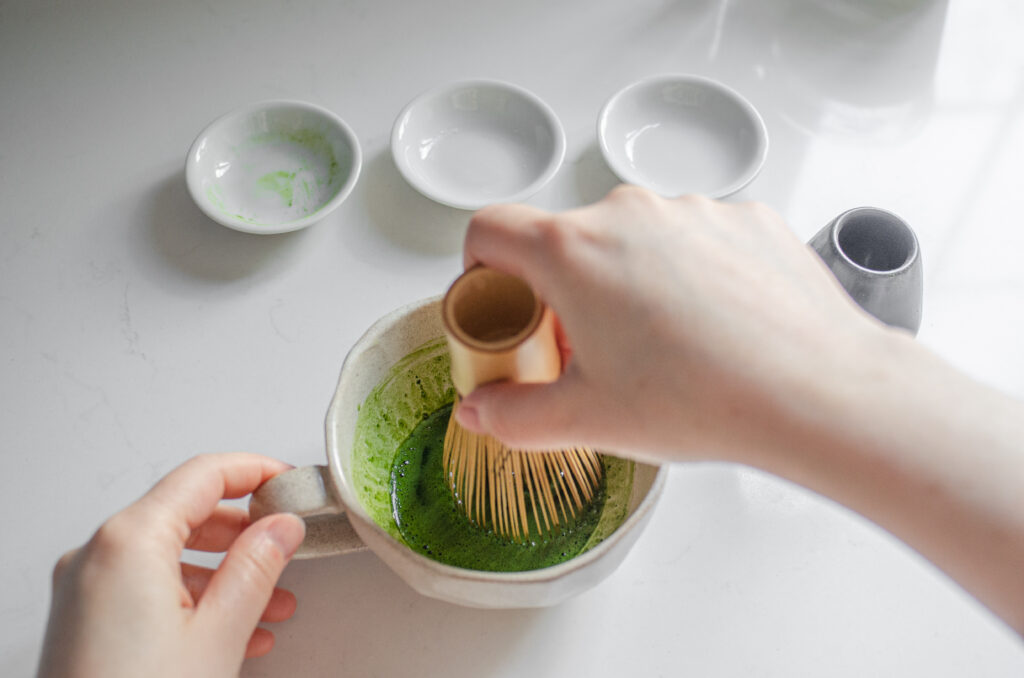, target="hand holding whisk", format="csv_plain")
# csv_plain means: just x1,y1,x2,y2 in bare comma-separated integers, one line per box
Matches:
441,266,603,542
